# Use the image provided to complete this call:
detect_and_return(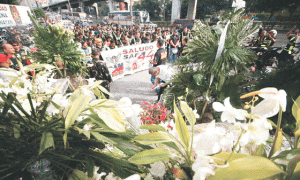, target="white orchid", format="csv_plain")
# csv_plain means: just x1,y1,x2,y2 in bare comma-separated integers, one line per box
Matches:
192,150,216,180
194,121,235,155
148,161,166,179
239,117,272,147
213,97,247,123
